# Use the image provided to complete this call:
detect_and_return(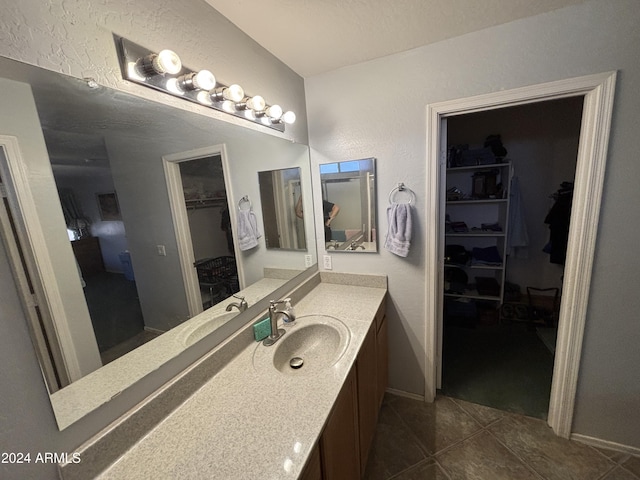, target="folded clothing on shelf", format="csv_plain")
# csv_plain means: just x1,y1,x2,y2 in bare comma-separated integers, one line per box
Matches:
471,246,502,266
